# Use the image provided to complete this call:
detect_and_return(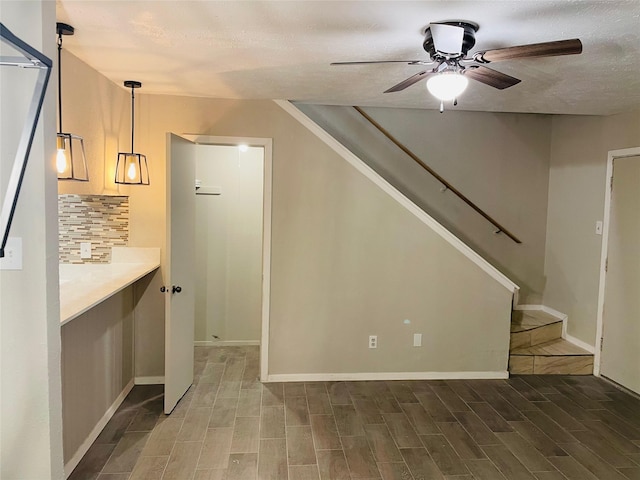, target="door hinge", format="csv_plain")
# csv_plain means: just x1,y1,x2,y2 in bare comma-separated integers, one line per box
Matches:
605,257,608,273
610,175,614,192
